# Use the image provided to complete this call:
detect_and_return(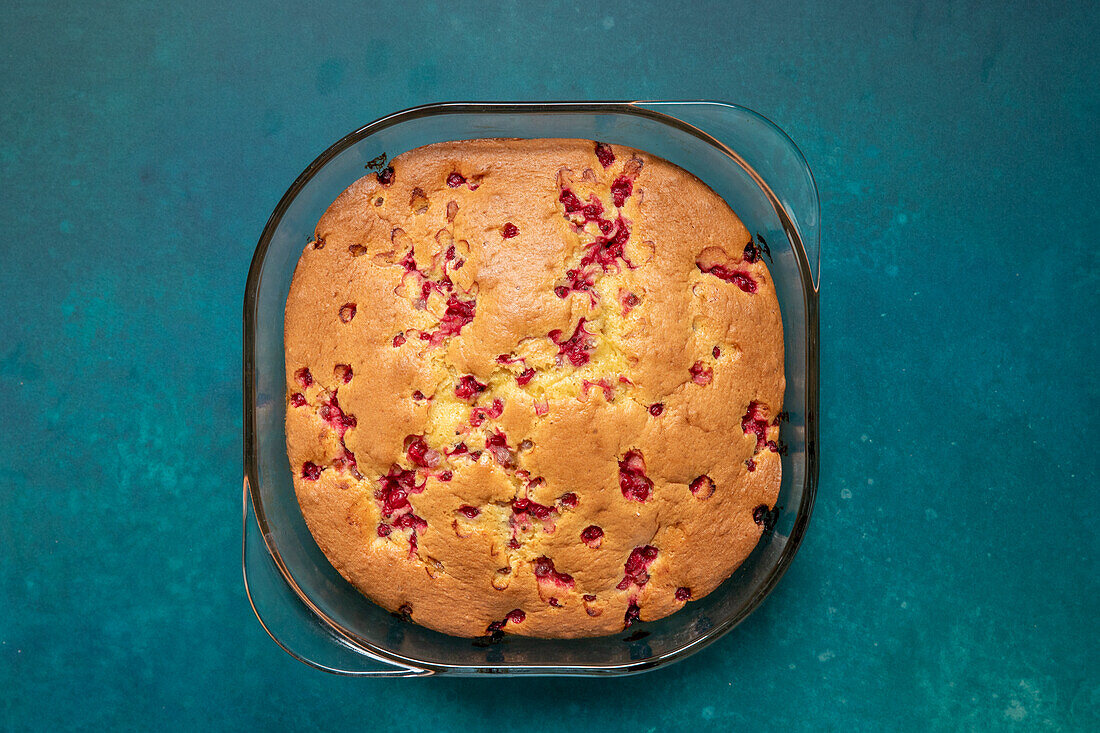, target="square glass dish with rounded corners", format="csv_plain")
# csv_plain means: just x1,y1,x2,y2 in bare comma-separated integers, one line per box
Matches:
243,101,819,677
